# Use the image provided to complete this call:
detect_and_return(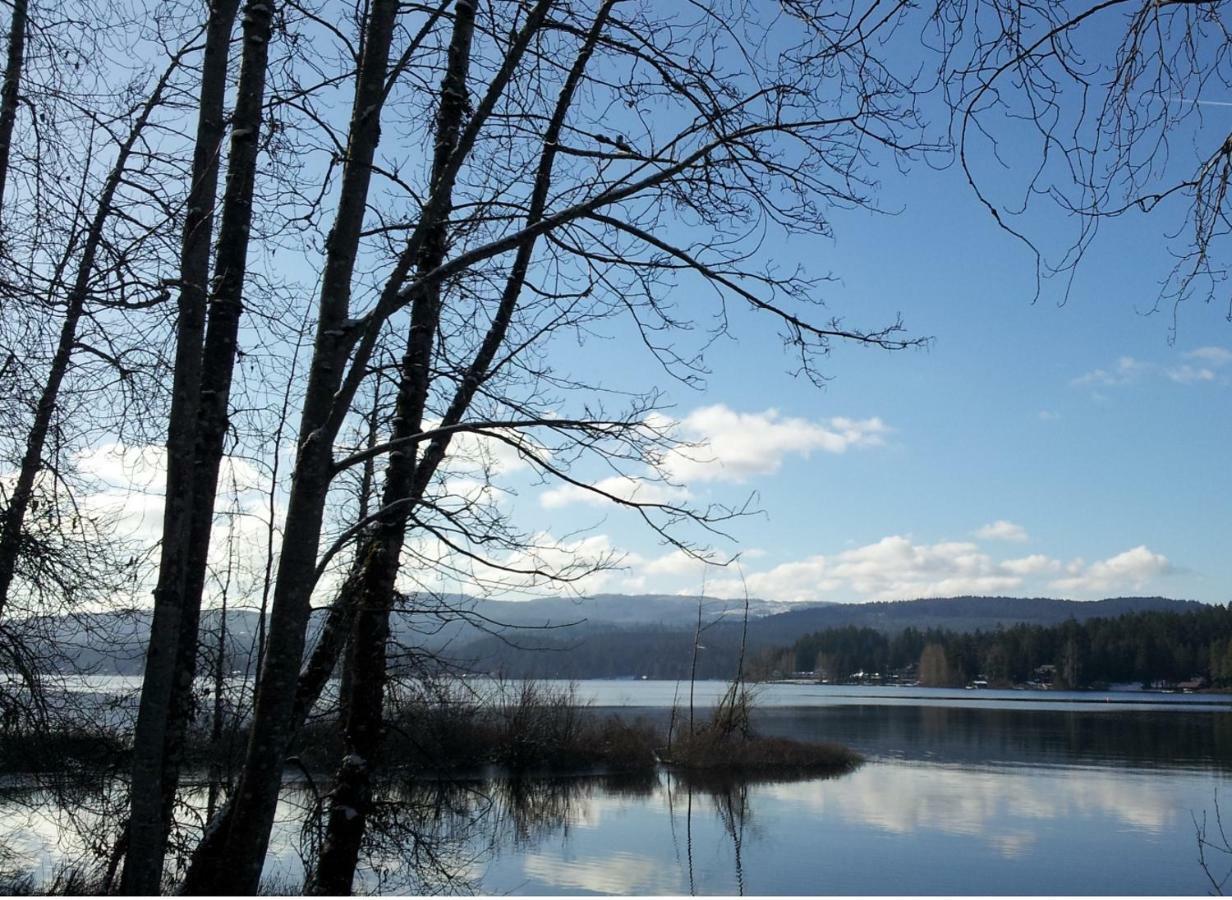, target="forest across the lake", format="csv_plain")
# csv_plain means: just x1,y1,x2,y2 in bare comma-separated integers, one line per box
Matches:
757,603,1232,690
